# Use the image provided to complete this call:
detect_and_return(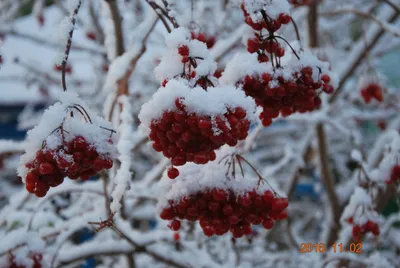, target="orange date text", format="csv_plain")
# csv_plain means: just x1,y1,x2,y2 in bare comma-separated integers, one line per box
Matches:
299,243,362,253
